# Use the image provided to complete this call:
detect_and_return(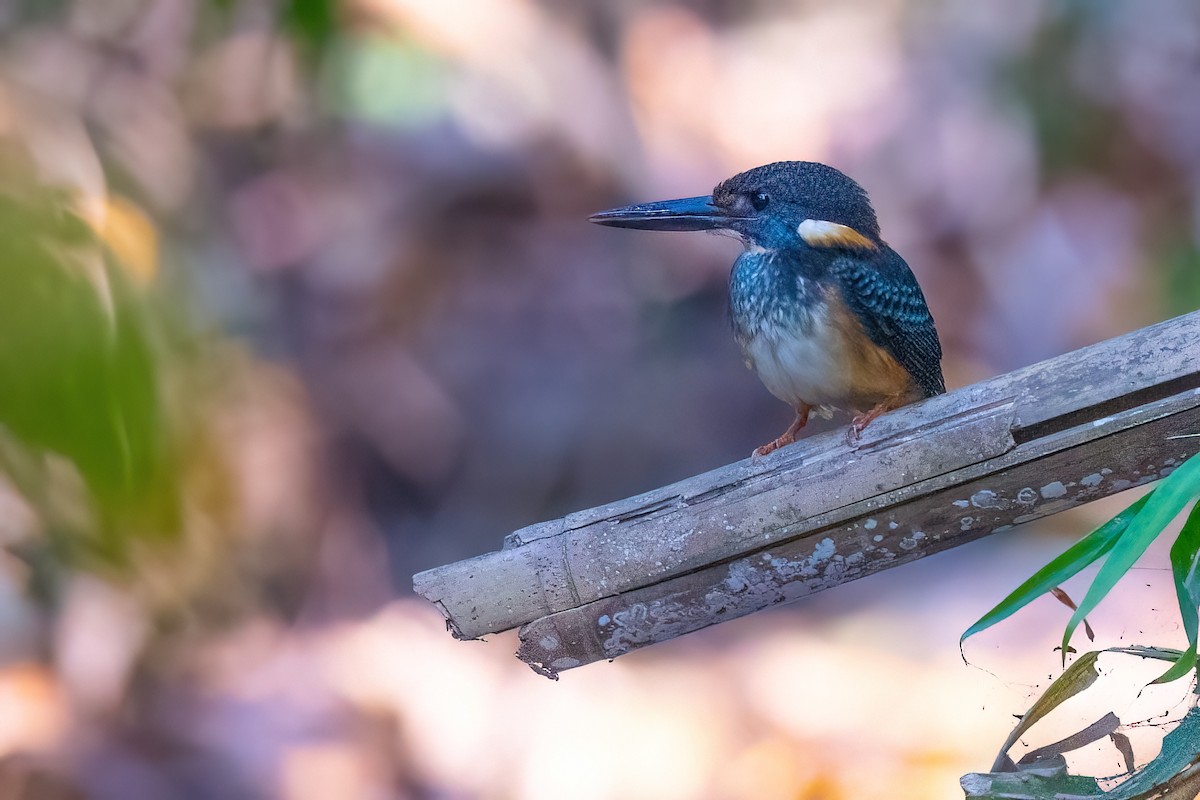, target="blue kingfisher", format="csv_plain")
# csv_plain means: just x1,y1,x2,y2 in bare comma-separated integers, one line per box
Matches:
590,161,945,457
